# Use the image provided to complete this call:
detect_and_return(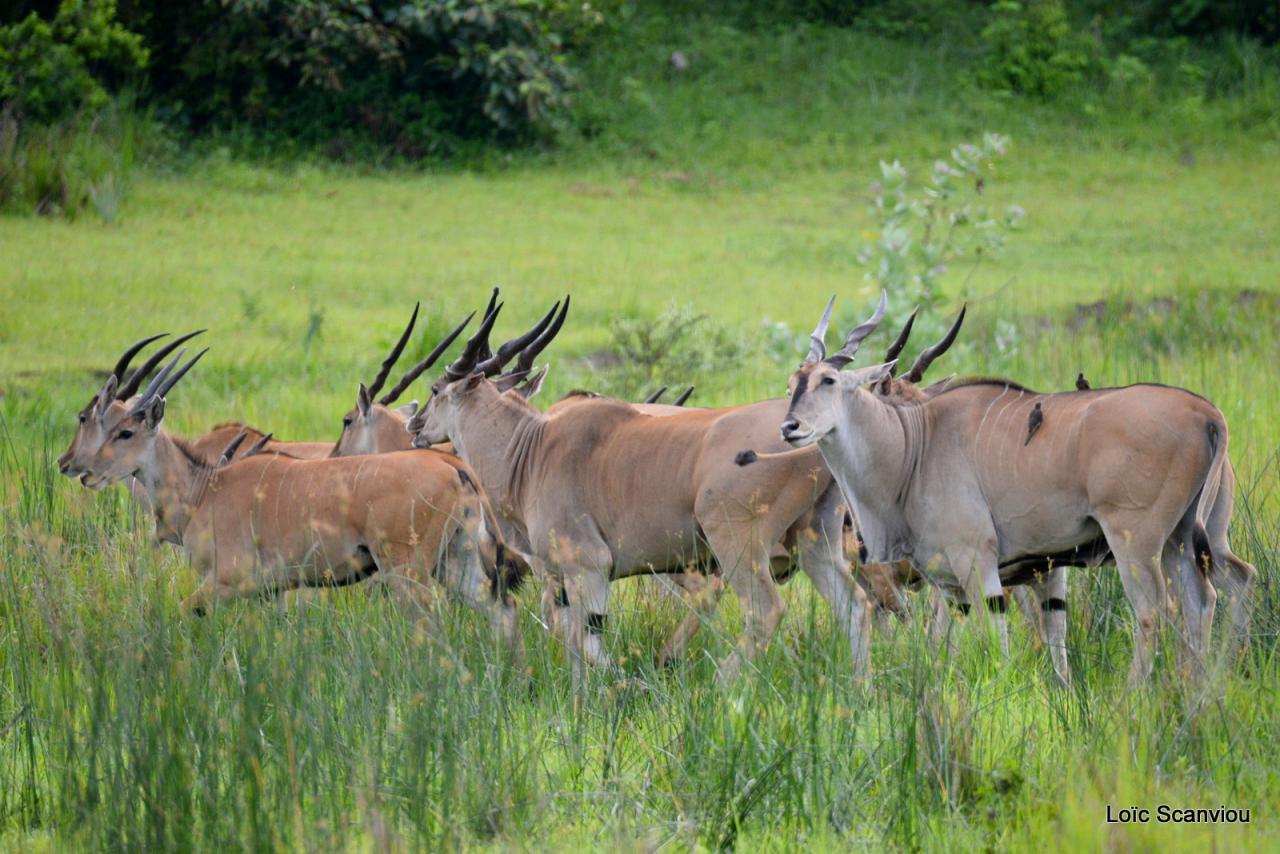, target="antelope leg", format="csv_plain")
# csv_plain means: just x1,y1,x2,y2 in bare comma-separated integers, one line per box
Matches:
1028,568,1071,687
